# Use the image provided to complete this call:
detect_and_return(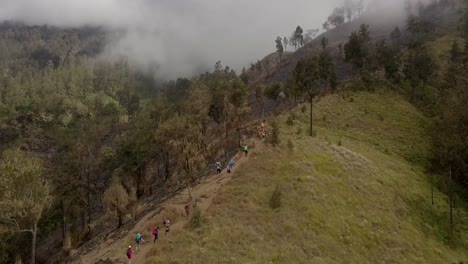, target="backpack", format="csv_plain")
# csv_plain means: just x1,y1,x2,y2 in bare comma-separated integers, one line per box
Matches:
126,248,131,257
136,233,142,242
